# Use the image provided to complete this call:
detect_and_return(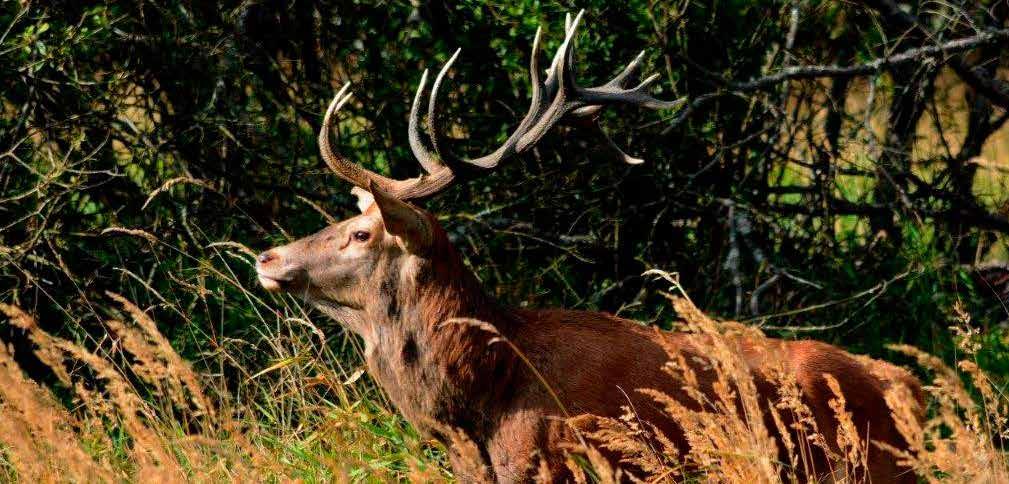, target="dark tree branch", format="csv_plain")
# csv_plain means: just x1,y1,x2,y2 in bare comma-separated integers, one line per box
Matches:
862,0,1009,110
664,28,1009,132
729,30,1009,89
